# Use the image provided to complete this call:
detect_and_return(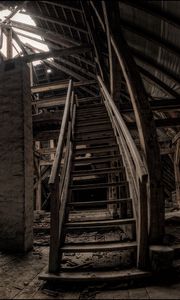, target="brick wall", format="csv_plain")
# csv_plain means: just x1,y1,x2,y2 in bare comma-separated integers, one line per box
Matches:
0,60,33,252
